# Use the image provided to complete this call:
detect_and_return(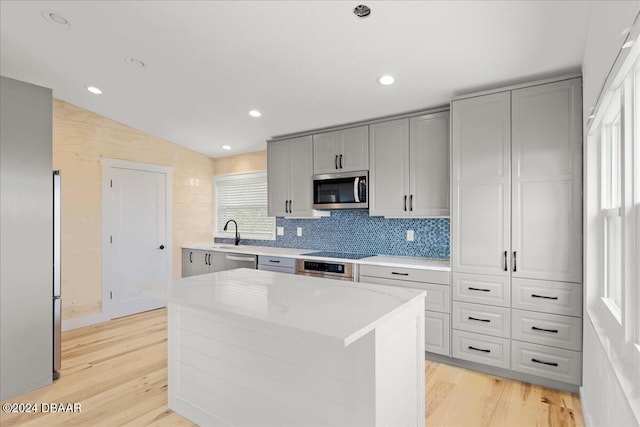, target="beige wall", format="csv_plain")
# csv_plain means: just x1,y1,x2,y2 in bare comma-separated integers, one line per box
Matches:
53,100,215,320
213,150,267,176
